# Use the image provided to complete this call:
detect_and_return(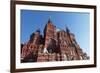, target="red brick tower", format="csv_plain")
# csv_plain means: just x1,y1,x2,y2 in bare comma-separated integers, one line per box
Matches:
43,18,57,53
21,29,41,62
30,29,41,45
